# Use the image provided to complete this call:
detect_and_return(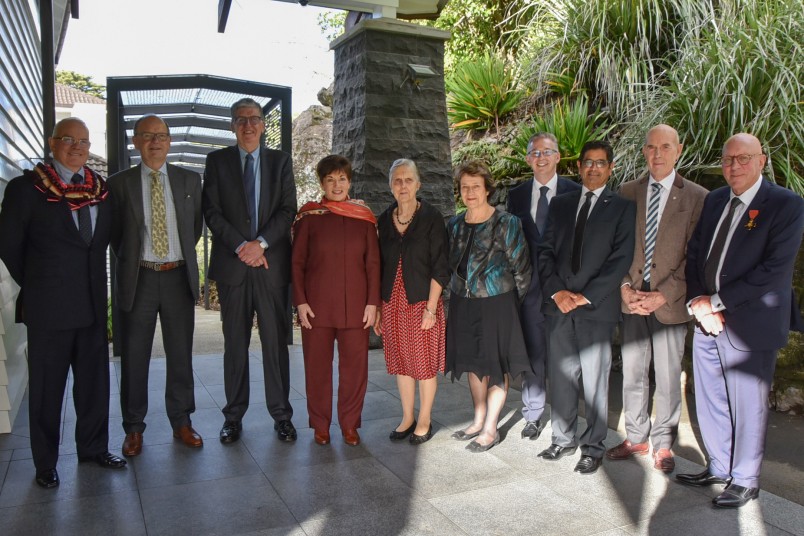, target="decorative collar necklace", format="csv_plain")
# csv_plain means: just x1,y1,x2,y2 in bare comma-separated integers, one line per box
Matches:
27,162,109,210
